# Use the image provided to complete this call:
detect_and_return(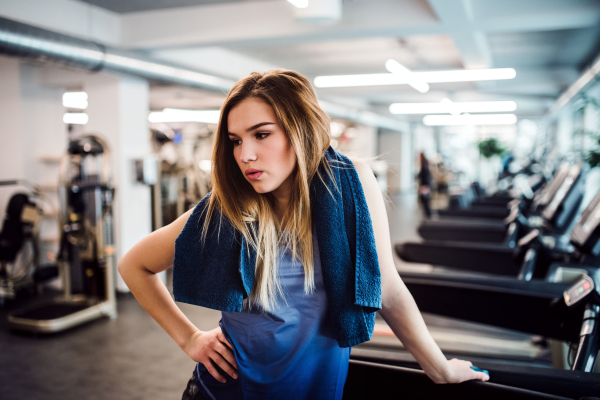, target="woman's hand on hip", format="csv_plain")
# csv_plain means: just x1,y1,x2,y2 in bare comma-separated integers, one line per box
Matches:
432,358,489,384
183,327,238,383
